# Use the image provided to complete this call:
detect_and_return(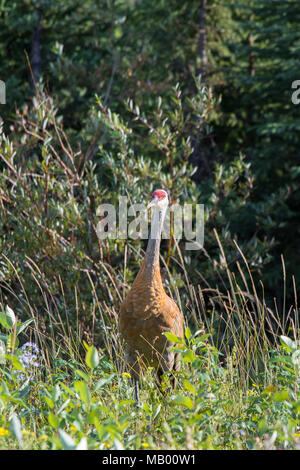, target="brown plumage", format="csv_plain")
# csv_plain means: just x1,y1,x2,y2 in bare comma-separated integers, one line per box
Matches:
119,189,184,401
